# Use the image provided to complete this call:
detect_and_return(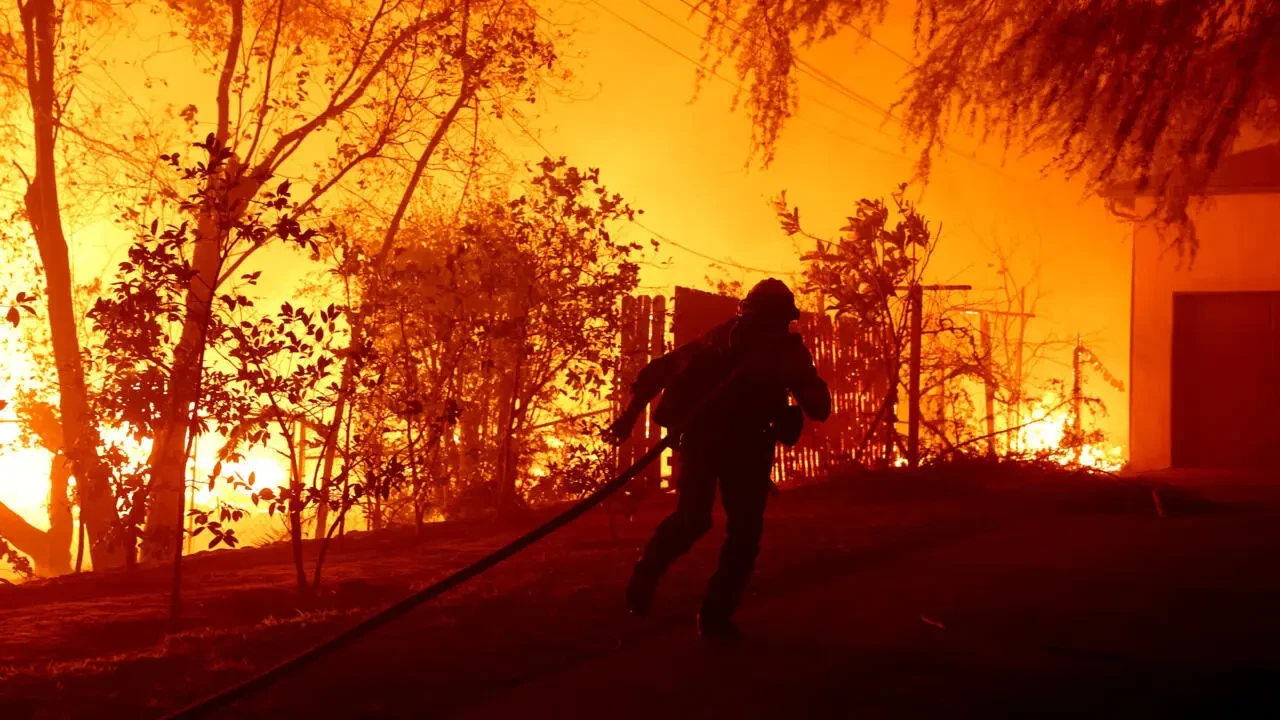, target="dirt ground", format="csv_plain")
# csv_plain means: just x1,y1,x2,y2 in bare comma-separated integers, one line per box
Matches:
3,464,1280,719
